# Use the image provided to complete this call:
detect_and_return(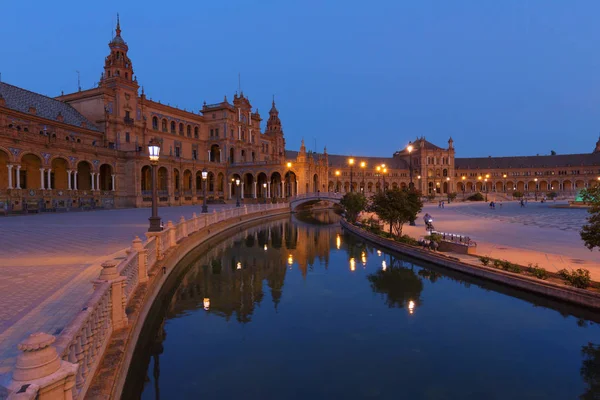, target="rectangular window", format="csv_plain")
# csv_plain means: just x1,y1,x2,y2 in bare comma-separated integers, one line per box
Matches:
210,129,214,137
175,147,180,158
125,132,130,143
215,128,219,137
125,111,130,119
192,150,197,160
